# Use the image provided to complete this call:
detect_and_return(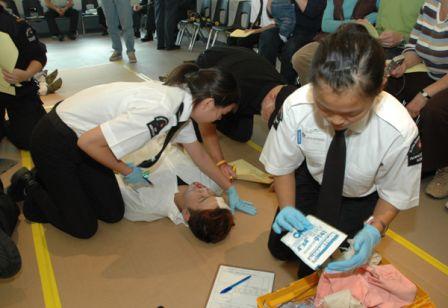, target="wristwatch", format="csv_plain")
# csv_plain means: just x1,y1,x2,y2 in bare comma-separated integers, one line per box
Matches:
365,216,388,237
420,90,432,100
